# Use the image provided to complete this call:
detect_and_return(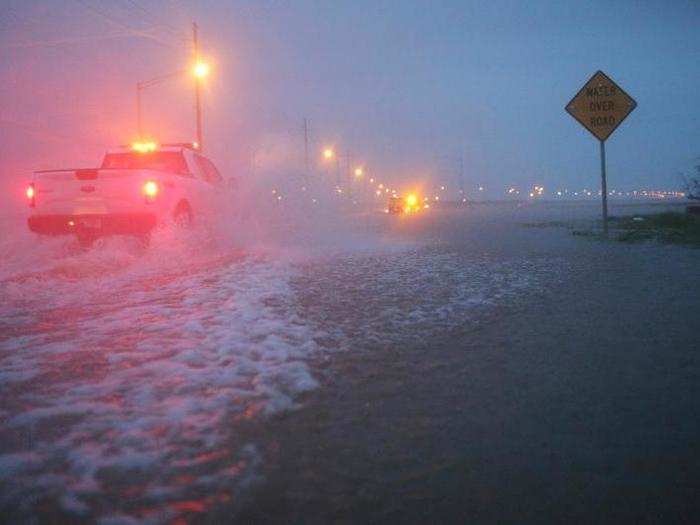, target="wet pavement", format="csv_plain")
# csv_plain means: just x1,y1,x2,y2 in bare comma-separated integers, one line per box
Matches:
1,202,698,523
